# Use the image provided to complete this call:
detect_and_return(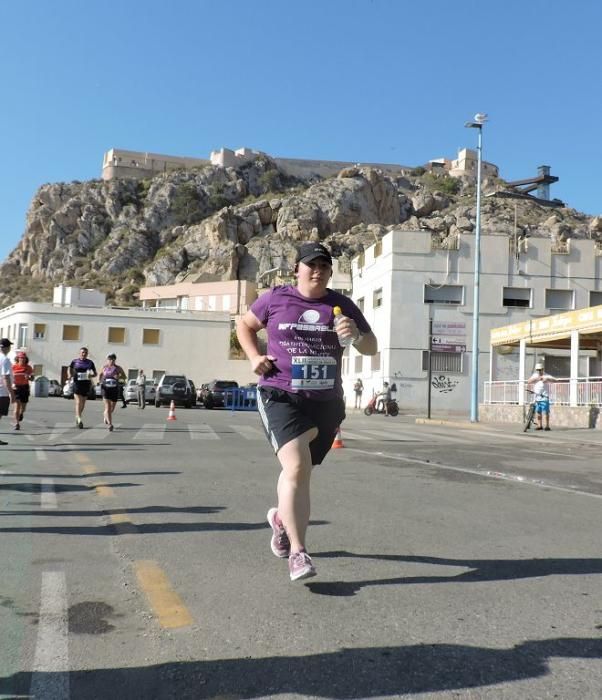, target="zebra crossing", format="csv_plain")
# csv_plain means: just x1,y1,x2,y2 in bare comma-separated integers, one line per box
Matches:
36,421,473,445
